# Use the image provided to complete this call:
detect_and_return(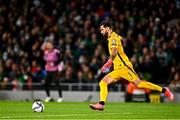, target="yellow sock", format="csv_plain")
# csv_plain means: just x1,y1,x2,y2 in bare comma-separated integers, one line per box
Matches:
99,80,108,102
137,81,162,92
